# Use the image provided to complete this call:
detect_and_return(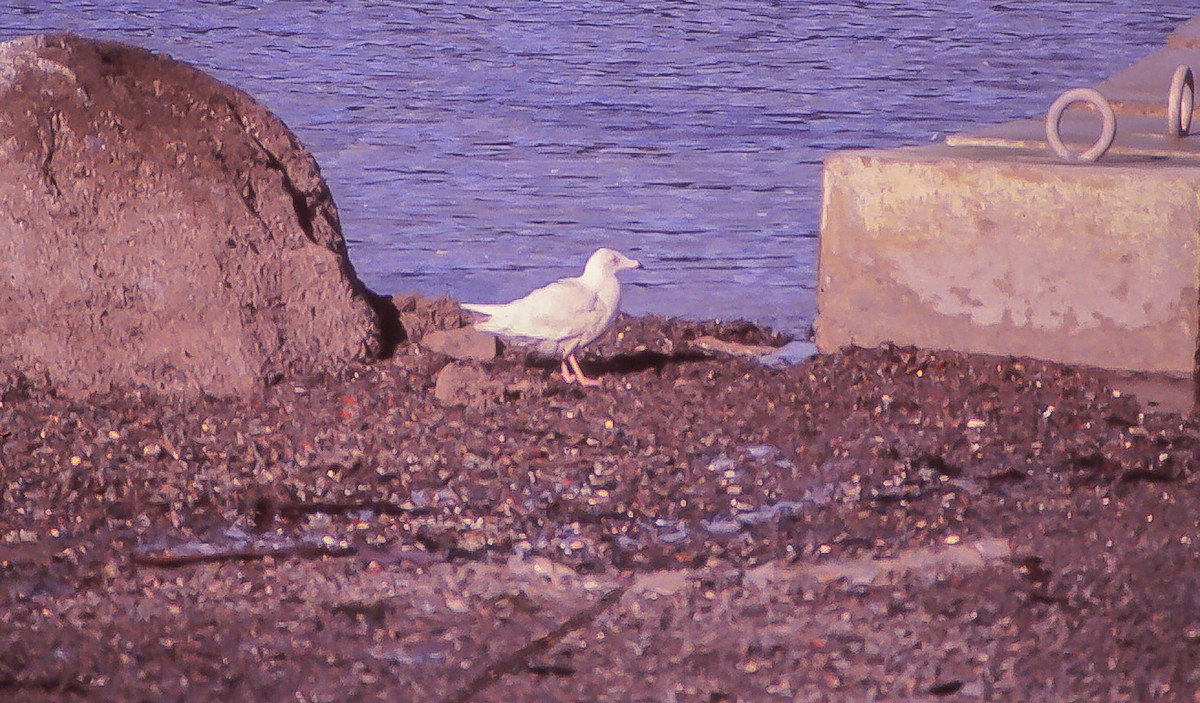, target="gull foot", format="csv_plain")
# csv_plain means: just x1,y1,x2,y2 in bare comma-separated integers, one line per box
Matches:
567,354,602,387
